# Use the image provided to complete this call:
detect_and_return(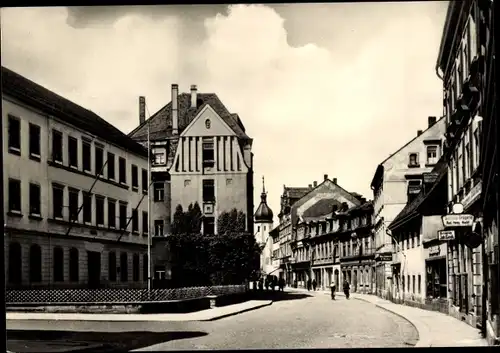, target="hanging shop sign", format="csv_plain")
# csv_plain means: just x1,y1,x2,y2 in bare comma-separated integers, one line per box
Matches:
429,245,441,256
465,232,482,249
442,214,474,227
438,230,456,241
378,255,392,262
462,181,482,210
